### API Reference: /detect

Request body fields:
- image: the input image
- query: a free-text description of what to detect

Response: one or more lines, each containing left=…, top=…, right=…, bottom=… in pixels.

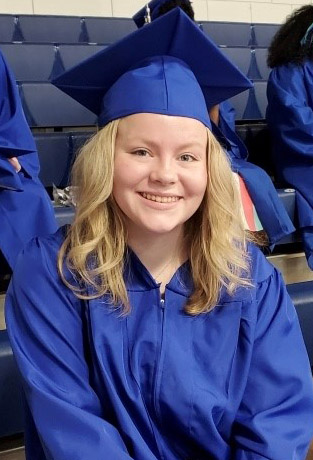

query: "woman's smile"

left=139, top=192, right=181, bottom=203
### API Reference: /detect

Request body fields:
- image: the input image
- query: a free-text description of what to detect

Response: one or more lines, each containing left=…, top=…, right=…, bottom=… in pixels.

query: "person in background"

left=6, top=9, right=313, bottom=459
left=0, top=50, right=57, bottom=272
left=267, top=5, right=313, bottom=270
left=133, top=0, right=295, bottom=247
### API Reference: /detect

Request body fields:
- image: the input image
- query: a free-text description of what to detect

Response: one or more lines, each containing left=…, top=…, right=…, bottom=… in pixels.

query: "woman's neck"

left=127, top=228, right=188, bottom=290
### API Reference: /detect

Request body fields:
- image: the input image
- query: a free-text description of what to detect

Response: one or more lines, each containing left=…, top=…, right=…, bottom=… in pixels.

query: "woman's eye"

left=133, top=149, right=149, bottom=156
left=180, top=153, right=196, bottom=162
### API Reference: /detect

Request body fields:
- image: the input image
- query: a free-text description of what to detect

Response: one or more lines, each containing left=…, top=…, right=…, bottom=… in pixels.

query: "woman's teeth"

left=141, top=192, right=179, bottom=203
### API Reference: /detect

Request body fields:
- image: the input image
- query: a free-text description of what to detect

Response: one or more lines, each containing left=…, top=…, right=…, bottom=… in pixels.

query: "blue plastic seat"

left=83, top=17, right=136, bottom=44
left=251, top=23, right=279, bottom=47
left=230, top=82, right=266, bottom=120
left=54, top=206, right=75, bottom=226
left=229, top=91, right=249, bottom=120
left=254, top=48, right=270, bottom=80
left=253, top=81, right=267, bottom=118
left=287, top=281, right=313, bottom=368
left=17, top=15, right=82, bottom=43
left=20, top=82, right=97, bottom=128
left=202, top=21, right=251, bottom=47
left=34, top=133, right=71, bottom=188
left=0, top=43, right=55, bottom=81
left=34, top=130, right=95, bottom=188
left=0, top=15, right=15, bottom=42
left=70, top=131, right=94, bottom=159
left=0, top=330, right=24, bottom=438
left=221, top=47, right=252, bottom=77
left=58, top=44, right=106, bottom=71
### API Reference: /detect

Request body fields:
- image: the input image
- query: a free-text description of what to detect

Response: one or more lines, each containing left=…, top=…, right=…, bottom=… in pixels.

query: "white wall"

left=0, top=0, right=311, bottom=23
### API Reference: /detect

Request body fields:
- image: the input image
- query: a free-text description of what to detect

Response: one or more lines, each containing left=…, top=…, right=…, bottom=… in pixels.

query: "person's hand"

left=209, top=104, right=219, bottom=125
left=8, top=157, right=22, bottom=173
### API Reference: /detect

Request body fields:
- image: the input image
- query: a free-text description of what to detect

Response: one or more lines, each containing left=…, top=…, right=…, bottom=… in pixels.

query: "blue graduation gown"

left=214, top=102, right=295, bottom=244
left=0, top=51, right=57, bottom=269
left=5, top=227, right=313, bottom=460
left=267, top=60, right=313, bottom=268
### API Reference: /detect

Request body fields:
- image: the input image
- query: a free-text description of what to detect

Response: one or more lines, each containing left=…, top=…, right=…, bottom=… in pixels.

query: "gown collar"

left=124, top=248, right=193, bottom=297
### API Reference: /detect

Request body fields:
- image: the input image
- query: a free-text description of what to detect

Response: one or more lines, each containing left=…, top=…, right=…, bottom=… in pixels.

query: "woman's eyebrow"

left=123, top=138, right=206, bottom=150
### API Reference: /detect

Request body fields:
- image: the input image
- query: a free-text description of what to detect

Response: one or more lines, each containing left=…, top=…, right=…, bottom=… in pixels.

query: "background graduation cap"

left=52, top=8, right=252, bottom=128
left=133, top=0, right=192, bottom=28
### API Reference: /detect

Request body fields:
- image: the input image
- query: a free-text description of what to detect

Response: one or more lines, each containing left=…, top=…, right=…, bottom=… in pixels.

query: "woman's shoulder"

left=14, top=225, right=68, bottom=279
left=217, top=244, right=276, bottom=306
left=269, top=60, right=309, bottom=82
left=247, top=242, right=274, bottom=286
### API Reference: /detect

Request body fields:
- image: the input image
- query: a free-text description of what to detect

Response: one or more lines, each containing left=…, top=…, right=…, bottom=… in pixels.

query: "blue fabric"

left=213, top=103, right=295, bottom=244
left=99, top=56, right=212, bottom=128
left=0, top=52, right=36, bottom=159
left=267, top=60, right=313, bottom=268
left=5, top=228, right=313, bottom=459
left=0, top=50, right=57, bottom=268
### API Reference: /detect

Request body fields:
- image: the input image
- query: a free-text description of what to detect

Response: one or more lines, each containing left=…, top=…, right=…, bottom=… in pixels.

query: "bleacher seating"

left=15, top=15, right=83, bottom=43
left=0, top=43, right=105, bottom=81
left=0, top=15, right=136, bottom=45
left=0, top=15, right=274, bottom=125
left=82, top=17, right=136, bottom=44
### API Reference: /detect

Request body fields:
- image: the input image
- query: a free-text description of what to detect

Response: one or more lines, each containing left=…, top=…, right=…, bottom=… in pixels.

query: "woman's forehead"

left=116, top=113, right=208, bottom=143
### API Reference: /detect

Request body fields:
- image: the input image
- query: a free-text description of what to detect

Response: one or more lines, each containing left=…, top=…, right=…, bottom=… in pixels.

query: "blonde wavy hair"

left=58, top=118, right=252, bottom=315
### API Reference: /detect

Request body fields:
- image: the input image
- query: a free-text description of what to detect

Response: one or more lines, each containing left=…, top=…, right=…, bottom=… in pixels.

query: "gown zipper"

left=151, top=291, right=167, bottom=459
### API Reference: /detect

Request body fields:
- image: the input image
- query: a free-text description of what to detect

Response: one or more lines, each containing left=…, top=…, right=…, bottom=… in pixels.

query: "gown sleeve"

left=232, top=266, right=313, bottom=459
left=5, top=236, right=134, bottom=460
left=267, top=62, right=313, bottom=160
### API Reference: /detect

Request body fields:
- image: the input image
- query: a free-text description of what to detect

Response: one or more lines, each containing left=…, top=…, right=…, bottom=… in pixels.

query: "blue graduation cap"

left=52, top=8, right=252, bottom=129
left=133, top=0, right=192, bottom=28
left=0, top=52, right=36, bottom=158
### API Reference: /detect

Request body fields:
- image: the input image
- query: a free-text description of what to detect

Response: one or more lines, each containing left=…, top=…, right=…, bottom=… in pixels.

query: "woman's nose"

left=149, top=159, right=177, bottom=184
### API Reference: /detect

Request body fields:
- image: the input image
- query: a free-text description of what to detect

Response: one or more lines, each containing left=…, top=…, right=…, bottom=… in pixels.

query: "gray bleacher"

left=0, top=15, right=273, bottom=125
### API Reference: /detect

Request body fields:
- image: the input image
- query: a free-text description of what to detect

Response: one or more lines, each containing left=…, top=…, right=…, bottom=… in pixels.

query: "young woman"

left=6, top=8, right=313, bottom=460
left=267, top=5, right=313, bottom=270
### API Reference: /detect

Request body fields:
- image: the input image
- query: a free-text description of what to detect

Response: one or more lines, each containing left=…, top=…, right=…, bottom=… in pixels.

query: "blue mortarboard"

left=0, top=52, right=37, bottom=158
left=52, top=8, right=252, bottom=129
left=133, top=0, right=191, bottom=28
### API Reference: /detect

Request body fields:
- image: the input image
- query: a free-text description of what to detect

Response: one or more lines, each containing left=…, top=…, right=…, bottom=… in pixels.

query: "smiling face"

left=113, top=113, right=208, bottom=239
